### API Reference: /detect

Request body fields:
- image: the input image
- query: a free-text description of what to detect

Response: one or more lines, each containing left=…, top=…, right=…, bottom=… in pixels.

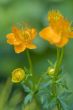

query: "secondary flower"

left=6, top=26, right=37, bottom=53
left=12, top=68, right=25, bottom=83
left=39, top=10, right=73, bottom=47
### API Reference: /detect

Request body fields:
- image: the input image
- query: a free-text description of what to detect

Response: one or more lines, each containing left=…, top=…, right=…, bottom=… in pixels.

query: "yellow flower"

left=12, top=68, right=25, bottom=83
left=39, top=10, right=73, bottom=47
left=6, top=26, right=37, bottom=53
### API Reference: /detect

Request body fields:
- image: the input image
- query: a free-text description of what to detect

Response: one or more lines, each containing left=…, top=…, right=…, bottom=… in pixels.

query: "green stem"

left=58, top=48, right=64, bottom=69
left=55, top=48, right=64, bottom=75
left=57, top=99, right=62, bottom=110
left=26, top=50, right=33, bottom=74
left=26, top=50, right=35, bottom=89
left=52, top=48, right=64, bottom=110
left=25, top=50, right=40, bottom=110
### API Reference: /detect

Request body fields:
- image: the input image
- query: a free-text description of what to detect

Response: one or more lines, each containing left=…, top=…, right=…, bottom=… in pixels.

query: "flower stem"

left=55, top=48, right=64, bottom=75
left=26, top=50, right=35, bottom=90
left=52, top=48, right=64, bottom=110
left=26, top=50, right=33, bottom=74
left=24, top=50, right=40, bottom=109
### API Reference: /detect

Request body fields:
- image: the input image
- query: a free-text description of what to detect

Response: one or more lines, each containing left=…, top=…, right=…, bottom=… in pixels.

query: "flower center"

left=22, top=30, right=32, bottom=43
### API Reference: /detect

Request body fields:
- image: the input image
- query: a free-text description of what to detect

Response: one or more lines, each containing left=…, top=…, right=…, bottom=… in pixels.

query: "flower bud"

left=48, top=67, right=55, bottom=76
left=12, top=68, right=25, bottom=83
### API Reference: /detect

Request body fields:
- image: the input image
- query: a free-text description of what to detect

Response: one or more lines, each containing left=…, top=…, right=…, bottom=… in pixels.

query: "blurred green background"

left=0, top=0, right=73, bottom=109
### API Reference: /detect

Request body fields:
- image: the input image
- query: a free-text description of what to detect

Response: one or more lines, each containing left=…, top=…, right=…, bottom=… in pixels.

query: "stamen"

left=22, top=30, right=32, bottom=42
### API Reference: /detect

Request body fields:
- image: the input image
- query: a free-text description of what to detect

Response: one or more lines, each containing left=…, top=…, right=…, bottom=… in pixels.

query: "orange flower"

left=6, top=26, right=37, bottom=53
left=39, top=10, right=73, bottom=47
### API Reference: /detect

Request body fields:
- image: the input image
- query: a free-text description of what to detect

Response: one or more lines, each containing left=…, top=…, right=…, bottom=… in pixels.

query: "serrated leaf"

left=61, top=80, right=69, bottom=90
left=58, top=98, right=70, bottom=110
left=43, top=97, right=56, bottom=110
left=48, top=98, right=56, bottom=109
left=59, top=91, right=72, bottom=99
left=43, top=101, right=49, bottom=109
left=23, top=85, right=31, bottom=93
left=24, top=93, right=33, bottom=106
left=56, top=78, right=69, bottom=90
left=40, top=95, right=45, bottom=104
left=40, top=80, right=51, bottom=89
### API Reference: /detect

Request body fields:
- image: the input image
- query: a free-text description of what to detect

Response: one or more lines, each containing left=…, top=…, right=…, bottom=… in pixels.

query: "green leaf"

left=43, top=97, right=56, bottom=110
left=59, top=91, right=72, bottom=100
left=48, top=98, right=56, bottom=110
left=24, top=93, right=33, bottom=106
left=40, top=81, right=51, bottom=90
left=22, top=85, right=31, bottom=93
left=56, top=77, right=69, bottom=90
left=58, top=98, right=70, bottom=110
left=40, top=95, right=45, bottom=104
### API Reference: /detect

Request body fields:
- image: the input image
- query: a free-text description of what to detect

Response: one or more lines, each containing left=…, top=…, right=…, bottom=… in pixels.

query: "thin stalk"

left=52, top=48, right=64, bottom=110
left=52, top=48, right=61, bottom=96
left=58, top=48, right=64, bottom=69
left=24, top=50, right=40, bottom=110
left=55, top=48, right=64, bottom=75
left=26, top=50, right=35, bottom=90
left=26, top=50, right=33, bottom=74
left=55, top=48, right=61, bottom=75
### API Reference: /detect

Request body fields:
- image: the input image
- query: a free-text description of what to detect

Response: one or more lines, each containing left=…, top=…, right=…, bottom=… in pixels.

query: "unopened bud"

left=12, top=68, right=25, bottom=83
left=48, top=67, right=55, bottom=76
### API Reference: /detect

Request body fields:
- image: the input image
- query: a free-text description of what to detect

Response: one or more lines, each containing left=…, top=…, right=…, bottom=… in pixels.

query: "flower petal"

left=6, top=33, right=21, bottom=45
left=68, top=32, right=73, bottom=38
left=14, top=44, right=26, bottom=53
left=12, top=26, right=23, bottom=40
left=56, top=37, right=69, bottom=47
left=27, top=44, right=37, bottom=49
left=6, top=33, right=15, bottom=44
left=39, top=26, right=61, bottom=44
left=31, top=28, right=37, bottom=39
